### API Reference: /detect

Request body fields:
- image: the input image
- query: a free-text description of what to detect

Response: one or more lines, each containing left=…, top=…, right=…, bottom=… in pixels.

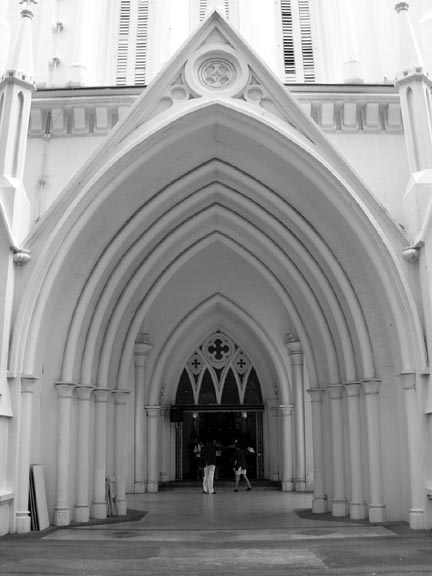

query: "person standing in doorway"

left=233, top=441, right=253, bottom=492
left=201, top=438, right=217, bottom=494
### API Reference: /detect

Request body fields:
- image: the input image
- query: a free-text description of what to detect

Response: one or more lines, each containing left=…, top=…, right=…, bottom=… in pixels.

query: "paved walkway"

left=1, top=489, right=432, bottom=575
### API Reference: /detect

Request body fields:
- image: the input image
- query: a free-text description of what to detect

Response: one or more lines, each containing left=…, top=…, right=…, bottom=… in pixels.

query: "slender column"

left=279, top=404, right=294, bottom=491
left=344, top=382, right=367, bottom=519
left=400, top=371, right=425, bottom=529
left=146, top=405, right=161, bottom=493
left=92, top=388, right=111, bottom=519
left=341, top=1, right=362, bottom=83
left=54, top=381, right=76, bottom=526
left=74, top=385, right=94, bottom=523
left=68, top=0, right=89, bottom=85
left=112, top=390, right=130, bottom=516
left=362, top=379, right=386, bottom=523
left=287, top=338, right=306, bottom=491
left=159, top=406, right=169, bottom=483
left=134, top=335, right=152, bottom=493
left=328, top=384, right=348, bottom=517
left=16, top=376, right=38, bottom=533
left=268, top=401, right=280, bottom=482
left=307, top=388, right=328, bottom=513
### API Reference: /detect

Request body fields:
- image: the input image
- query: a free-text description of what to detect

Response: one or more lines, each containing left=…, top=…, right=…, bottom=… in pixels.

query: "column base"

left=134, top=482, right=146, bottom=493
left=146, top=481, right=159, bottom=493
left=368, top=505, right=386, bottom=523
left=16, top=512, right=31, bottom=533
left=349, top=501, right=368, bottom=520
left=74, top=505, right=89, bottom=523
left=409, top=508, right=424, bottom=530
left=332, top=499, right=349, bottom=517
left=91, top=502, right=107, bottom=519
left=54, top=507, right=71, bottom=526
left=116, top=499, right=128, bottom=516
left=312, top=497, right=328, bottom=514
left=281, top=480, right=294, bottom=492
left=295, top=481, right=307, bottom=492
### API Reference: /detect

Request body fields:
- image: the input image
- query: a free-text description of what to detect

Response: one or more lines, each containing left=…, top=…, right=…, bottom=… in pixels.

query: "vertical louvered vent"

left=135, top=0, right=149, bottom=84
left=298, top=0, right=315, bottom=83
left=116, top=0, right=149, bottom=86
left=281, top=0, right=315, bottom=83
left=200, top=0, right=230, bottom=20
left=281, top=0, right=296, bottom=81
left=116, top=0, right=131, bottom=85
left=200, top=0, right=207, bottom=20
left=225, top=0, right=230, bottom=18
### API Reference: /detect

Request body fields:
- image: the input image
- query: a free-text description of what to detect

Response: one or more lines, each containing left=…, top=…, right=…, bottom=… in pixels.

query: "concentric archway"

left=9, top=32, right=427, bottom=529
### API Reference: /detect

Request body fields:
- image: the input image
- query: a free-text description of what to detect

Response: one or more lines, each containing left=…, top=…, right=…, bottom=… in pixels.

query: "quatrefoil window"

left=199, top=58, right=235, bottom=89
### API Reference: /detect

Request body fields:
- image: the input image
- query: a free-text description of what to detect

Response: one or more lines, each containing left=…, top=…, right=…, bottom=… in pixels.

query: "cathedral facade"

left=1, top=0, right=432, bottom=536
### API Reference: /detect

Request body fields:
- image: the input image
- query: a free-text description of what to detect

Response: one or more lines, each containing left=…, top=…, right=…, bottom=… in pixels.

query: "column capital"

left=279, top=404, right=294, bottom=416
left=399, top=370, right=416, bottom=390
left=134, top=333, right=152, bottom=366
left=146, top=405, right=161, bottom=417
left=20, top=374, right=38, bottom=393
left=55, top=381, right=76, bottom=398
left=400, top=371, right=416, bottom=390
left=344, top=381, right=362, bottom=397
left=286, top=335, right=303, bottom=363
left=93, top=387, right=111, bottom=403
left=112, top=389, right=130, bottom=405
left=75, top=385, right=94, bottom=401
left=307, top=388, right=325, bottom=402
left=327, top=384, right=344, bottom=400
left=362, top=379, right=382, bottom=395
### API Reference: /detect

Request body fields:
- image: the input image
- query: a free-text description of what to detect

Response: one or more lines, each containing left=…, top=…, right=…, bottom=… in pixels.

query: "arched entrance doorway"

left=8, top=13, right=429, bottom=534
left=171, top=331, right=265, bottom=480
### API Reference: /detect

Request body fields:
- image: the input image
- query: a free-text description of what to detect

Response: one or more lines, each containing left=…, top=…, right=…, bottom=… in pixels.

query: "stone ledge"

left=29, top=84, right=403, bottom=136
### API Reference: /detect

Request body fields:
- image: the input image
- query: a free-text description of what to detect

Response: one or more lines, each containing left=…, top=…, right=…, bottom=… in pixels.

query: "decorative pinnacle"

left=395, top=2, right=409, bottom=13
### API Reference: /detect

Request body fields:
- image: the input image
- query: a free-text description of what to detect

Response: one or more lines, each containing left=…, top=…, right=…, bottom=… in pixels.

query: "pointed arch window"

left=280, top=0, right=315, bottom=83
left=175, top=332, right=263, bottom=406
left=115, top=0, right=149, bottom=86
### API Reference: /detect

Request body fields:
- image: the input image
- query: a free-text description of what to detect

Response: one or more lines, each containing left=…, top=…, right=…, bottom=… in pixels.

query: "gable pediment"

left=111, top=10, right=319, bottom=149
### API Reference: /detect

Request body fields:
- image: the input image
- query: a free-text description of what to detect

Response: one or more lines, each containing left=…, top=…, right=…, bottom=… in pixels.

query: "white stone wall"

left=5, top=0, right=432, bottom=88
left=25, top=86, right=409, bottom=229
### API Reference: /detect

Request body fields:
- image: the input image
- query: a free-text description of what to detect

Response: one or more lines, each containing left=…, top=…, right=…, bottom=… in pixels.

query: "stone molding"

left=29, top=85, right=403, bottom=137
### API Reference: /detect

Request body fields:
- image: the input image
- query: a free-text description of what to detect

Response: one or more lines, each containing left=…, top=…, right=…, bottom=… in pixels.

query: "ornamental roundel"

left=234, top=352, right=250, bottom=375
left=199, top=58, right=235, bottom=89
left=202, top=333, right=235, bottom=367
left=184, top=46, right=249, bottom=98
left=187, top=353, right=203, bottom=375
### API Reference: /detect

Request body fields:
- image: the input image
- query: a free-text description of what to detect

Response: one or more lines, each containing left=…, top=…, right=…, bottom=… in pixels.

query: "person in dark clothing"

left=233, top=442, right=253, bottom=492
left=201, top=439, right=217, bottom=494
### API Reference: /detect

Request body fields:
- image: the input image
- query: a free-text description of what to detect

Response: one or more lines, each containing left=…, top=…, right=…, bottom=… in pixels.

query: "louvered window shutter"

left=115, top=0, right=149, bottom=86
left=281, top=0, right=315, bottom=83
left=135, top=0, right=149, bottom=85
left=281, top=0, right=296, bottom=81
left=116, top=0, right=131, bottom=85
left=298, top=0, right=315, bottom=83
left=199, top=0, right=230, bottom=20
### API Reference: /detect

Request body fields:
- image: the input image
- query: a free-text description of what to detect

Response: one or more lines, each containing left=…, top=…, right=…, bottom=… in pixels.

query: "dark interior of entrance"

left=182, top=410, right=262, bottom=480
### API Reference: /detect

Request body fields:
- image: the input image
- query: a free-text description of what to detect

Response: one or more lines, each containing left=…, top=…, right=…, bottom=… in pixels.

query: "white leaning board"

left=32, top=464, right=50, bottom=530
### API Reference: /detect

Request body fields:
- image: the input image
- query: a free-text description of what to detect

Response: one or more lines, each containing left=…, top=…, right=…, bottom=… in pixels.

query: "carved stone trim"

left=29, top=86, right=404, bottom=137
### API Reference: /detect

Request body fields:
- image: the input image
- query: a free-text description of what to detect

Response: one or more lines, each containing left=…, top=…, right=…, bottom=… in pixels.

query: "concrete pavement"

left=1, top=489, right=432, bottom=575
